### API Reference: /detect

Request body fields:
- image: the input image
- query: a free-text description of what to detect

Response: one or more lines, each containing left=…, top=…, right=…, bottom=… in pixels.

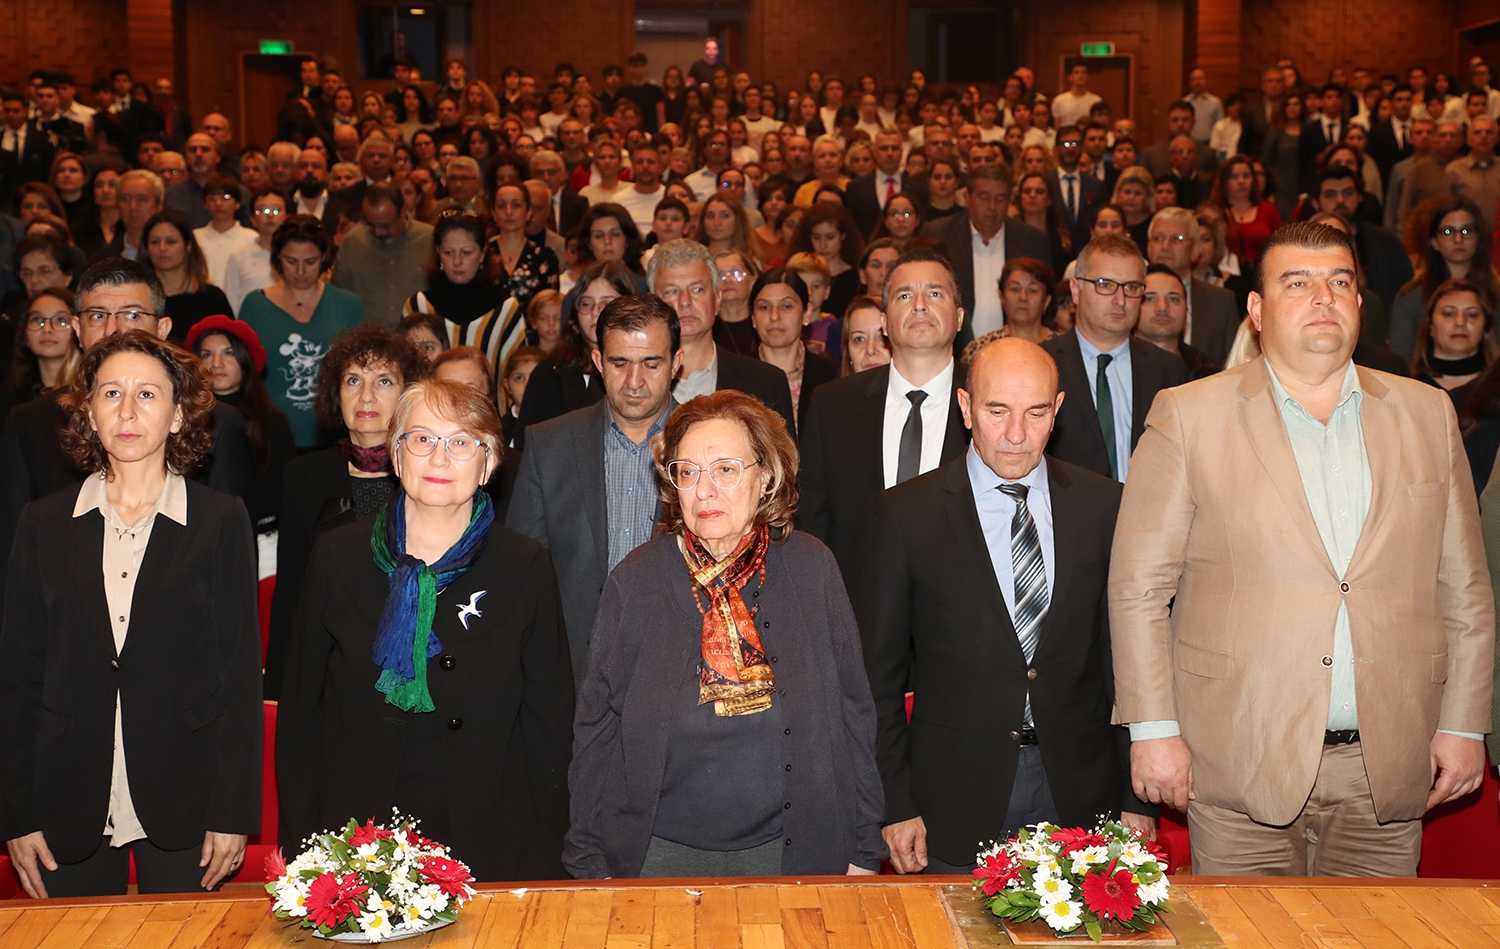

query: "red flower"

left=304, top=871, right=370, bottom=929
left=1081, top=867, right=1141, bottom=921
left=419, top=855, right=474, bottom=897
left=347, top=820, right=395, bottom=848
left=973, top=852, right=1021, bottom=896
left=1142, top=838, right=1170, bottom=865
left=264, top=848, right=287, bottom=880
left=1052, top=828, right=1109, bottom=857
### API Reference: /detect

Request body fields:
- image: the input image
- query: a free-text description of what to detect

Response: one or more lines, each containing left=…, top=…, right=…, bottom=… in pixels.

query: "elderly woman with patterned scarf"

left=564, top=390, right=886, bottom=878
left=276, top=378, right=574, bottom=882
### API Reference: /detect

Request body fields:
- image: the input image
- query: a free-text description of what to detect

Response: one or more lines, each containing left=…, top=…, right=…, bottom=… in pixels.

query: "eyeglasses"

left=253, top=207, right=283, bottom=217
left=721, top=268, right=749, bottom=280
left=1439, top=226, right=1475, bottom=239
left=1078, top=276, right=1147, bottom=298
left=1148, top=233, right=1189, bottom=245
left=575, top=295, right=617, bottom=314
left=667, top=458, right=758, bottom=491
left=399, top=429, right=488, bottom=462
left=719, top=179, right=743, bottom=188
left=26, top=314, right=72, bottom=330
left=79, top=308, right=157, bottom=326
left=887, top=209, right=916, bottom=219
left=18, top=265, right=60, bottom=281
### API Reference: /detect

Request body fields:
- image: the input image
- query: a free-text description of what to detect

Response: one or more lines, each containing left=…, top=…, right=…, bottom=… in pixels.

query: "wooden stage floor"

left=1, top=875, right=1498, bottom=947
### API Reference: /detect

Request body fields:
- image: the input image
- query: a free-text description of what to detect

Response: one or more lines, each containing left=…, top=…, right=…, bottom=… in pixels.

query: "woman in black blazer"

left=262, top=325, right=428, bottom=700
left=0, top=331, right=261, bottom=898
left=565, top=390, right=885, bottom=878
left=277, top=378, right=573, bottom=882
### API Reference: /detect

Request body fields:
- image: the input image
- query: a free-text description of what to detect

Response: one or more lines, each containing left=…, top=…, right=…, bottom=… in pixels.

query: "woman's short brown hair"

left=653, top=390, right=799, bottom=535
left=313, top=323, right=429, bottom=432
left=62, top=330, right=215, bottom=476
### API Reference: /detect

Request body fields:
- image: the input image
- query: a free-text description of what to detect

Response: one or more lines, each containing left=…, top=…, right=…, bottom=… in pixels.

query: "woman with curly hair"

left=790, top=203, right=864, bottom=321
left=262, top=323, right=429, bottom=701
left=0, top=330, right=261, bottom=898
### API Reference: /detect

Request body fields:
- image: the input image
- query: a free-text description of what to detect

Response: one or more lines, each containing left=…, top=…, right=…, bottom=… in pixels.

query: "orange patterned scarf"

left=679, top=524, right=775, bottom=717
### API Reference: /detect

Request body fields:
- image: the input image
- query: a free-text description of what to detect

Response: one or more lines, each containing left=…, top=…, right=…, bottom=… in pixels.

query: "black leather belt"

left=1324, top=729, right=1360, bottom=745
left=1012, top=726, right=1038, bottom=746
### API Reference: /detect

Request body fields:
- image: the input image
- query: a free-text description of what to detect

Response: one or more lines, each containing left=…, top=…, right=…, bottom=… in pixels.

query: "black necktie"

left=896, top=390, right=928, bottom=484
left=1095, top=354, right=1119, bottom=480
left=998, top=482, right=1049, bottom=725
left=1064, top=174, right=1077, bottom=219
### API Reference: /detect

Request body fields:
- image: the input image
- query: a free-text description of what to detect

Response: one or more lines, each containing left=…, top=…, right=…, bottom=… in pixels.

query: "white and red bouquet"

left=266, top=810, right=477, bottom=942
left=972, top=819, right=1171, bottom=942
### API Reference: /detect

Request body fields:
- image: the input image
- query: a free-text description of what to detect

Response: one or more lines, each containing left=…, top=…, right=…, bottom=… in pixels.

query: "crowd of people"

left=0, top=43, right=1499, bottom=897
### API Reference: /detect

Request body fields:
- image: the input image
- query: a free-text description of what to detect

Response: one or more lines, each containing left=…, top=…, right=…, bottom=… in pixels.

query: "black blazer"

left=1354, top=222, right=1414, bottom=314
left=0, top=392, right=254, bottom=616
left=557, top=189, right=589, bottom=235
left=1367, top=118, right=1414, bottom=189
left=262, top=447, right=395, bottom=700
left=1187, top=279, right=1240, bottom=363
left=276, top=518, right=573, bottom=882
left=0, top=480, right=261, bottom=863
left=716, top=346, right=798, bottom=439
left=514, top=361, right=605, bottom=452
left=564, top=531, right=886, bottom=878
left=845, top=172, right=929, bottom=239
left=798, top=362, right=970, bottom=590
left=1040, top=331, right=1187, bottom=480
left=796, top=350, right=841, bottom=434
left=920, top=212, right=1053, bottom=355
left=1046, top=171, right=1110, bottom=249
left=1297, top=117, right=1342, bottom=193
left=858, top=457, right=1145, bottom=866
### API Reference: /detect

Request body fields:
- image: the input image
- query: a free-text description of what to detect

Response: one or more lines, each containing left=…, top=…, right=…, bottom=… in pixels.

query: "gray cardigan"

left=564, top=530, right=887, bottom=877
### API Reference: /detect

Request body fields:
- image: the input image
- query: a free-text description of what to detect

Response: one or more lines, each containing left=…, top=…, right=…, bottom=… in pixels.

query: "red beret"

left=184, top=314, right=268, bottom=375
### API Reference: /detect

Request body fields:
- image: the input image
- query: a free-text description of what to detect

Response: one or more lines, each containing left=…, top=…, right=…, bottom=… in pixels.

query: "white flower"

left=1069, top=846, right=1110, bottom=876
left=356, top=908, right=395, bottom=941
left=1041, top=899, right=1084, bottom=932
left=1033, top=857, right=1063, bottom=881
left=1137, top=878, right=1170, bottom=905
left=402, top=903, right=430, bottom=926
left=413, top=883, right=450, bottom=915
left=366, top=892, right=396, bottom=916
left=273, top=880, right=311, bottom=918
left=1033, top=876, right=1073, bottom=904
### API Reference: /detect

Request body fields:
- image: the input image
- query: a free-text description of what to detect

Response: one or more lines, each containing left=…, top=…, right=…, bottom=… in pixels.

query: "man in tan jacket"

left=1110, top=221, right=1493, bottom=876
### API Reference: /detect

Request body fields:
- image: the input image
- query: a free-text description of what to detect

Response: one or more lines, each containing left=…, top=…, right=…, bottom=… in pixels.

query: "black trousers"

left=925, top=745, right=1060, bottom=874
left=43, top=835, right=211, bottom=897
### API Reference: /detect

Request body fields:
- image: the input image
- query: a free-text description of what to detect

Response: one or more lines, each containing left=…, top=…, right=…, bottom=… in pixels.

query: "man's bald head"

left=959, top=338, right=1064, bottom=481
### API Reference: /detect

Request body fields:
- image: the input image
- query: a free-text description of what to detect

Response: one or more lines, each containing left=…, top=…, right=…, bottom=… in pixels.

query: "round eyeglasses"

left=666, top=458, right=759, bottom=491
left=399, top=429, right=488, bottom=462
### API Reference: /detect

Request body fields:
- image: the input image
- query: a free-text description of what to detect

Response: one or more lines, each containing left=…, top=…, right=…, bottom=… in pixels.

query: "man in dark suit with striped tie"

left=860, top=338, right=1153, bottom=874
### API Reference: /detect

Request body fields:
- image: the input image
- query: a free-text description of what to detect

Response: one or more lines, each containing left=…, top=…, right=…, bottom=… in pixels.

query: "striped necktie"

left=998, top=482, right=1048, bottom=725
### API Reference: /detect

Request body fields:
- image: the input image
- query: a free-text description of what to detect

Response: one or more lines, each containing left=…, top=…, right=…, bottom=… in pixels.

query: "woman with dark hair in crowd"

left=924, top=158, right=964, bottom=222
left=559, top=204, right=649, bottom=321
left=1211, top=153, right=1282, bottom=265
left=1390, top=196, right=1498, bottom=359
left=142, top=211, right=232, bottom=347
left=791, top=203, right=864, bottom=321
left=76, top=163, right=126, bottom=258
left=48, top=152, right=91, bottom=237
left=399, top=310, right=449, bottom=363
left=263, top=323, right=428, bottom=700
left=840, top=295, right=891, bottom=376
left=565, top=388, right=884, bottom=878
left=697, top=192, right=759, bottom=266
left=16, top=183, right=64, bottom=226
left=1014, top=172, right=1073, bottom=273
left=869, top=192, right=922, bottom=249
left=240, top=214, right=367, bottom=449
left=515, top=260, right=638, bottom=446
left=962, top=257, right=1058, bottom=363
left=2, top=234, right=74, bottom=354
left=486, top=183, right=560, bottom=315
left=1260, top=93, right=1304, bottom=222
left=403, top=209, right=521, bottom=375
left=749, top=268, right=839, bottom=430
left=1409, top=279, right=1497, bottom=416
left=278, top=377, right=572, bottom=882
left=751, top=178, right=794, bottom=261
left=0, top=287, right=80, bottom=423
left=186, top=316, right=297, bottom=564
left=397, top=85, right=433, bottom=142
left=0, top=330, right=261, bottom=898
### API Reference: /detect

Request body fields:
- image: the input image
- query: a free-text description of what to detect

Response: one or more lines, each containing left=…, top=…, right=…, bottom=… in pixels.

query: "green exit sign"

left=1080, top=42, right=1115, bottom=57
left=259, top=40, right=294, bottom=55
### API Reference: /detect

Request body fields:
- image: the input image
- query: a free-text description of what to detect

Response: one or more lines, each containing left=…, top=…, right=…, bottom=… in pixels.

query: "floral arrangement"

left=972, top=819, right=1171, bottom=942
left=266, top=811, right=477, bottom=942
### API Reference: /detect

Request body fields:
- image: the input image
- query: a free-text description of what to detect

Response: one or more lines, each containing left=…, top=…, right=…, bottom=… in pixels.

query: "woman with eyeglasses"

left=1390, top=197, right=1499, bottom=358
left=0, top=287, right=80, bottom=424
left=711, top=249, right=760, bottom=356
left=278, top=377, right=573, bottom=882
left=869, top=193, right=921, bottom=249
left=565, top=389, right=884, bottom=878
left=221, top=191, right=286, bottom=316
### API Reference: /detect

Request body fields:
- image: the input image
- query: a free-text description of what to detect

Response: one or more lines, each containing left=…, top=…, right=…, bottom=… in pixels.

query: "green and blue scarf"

left=370, top=490, right=494, bottom=712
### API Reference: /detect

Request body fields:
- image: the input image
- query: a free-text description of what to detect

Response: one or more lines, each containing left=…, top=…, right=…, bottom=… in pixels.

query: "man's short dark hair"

left=1392, top=82, right=1414, bottom=97
left=1, top=91, right=24, bottom=108
left=1144, top=262, right=1185, bottom=293
left=1168, top=100, right=1195, bottom=115
left=547, top=81, right=568, bottom=95
left=52, top=72, right=75, bottom=87
left=654, top=196, right=689, bottom=220
left=881, top=242, right=962, bottom=310
left=1253, top=221, right=1358, bottom=295
left=299, top=56, right=320, bottom=70
left=1315, top=162, right=1363, bottom=195
left=76, top=257, right=167, bottom=318
left=969, top=161, right=1015, bottom=191
left=111, top=68, right=132, bottom=81
left=627, top=53, right=648, bottom=68
left=501, top=66, right=521, bottom=80
left=603, top=65, right=623, bottom=79
left=595, top=292, right=681, bottom=353
left=364, top=183, right=402, bottom=213
left=1320, top=83, right=1345, bottom=97
left=204, top=174, right=242, bottom=199
left=28, top=70, right=49, bottom=83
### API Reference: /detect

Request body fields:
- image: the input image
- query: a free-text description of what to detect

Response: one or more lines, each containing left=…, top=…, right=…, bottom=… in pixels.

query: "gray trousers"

left=639, top=835, right=784, bottom=877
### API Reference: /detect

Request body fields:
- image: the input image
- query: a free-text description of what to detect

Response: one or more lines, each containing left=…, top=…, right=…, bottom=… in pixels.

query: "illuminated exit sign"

left=1080, top=42, right=1115, bottom=57
left=259, top=40, right=294, bottom=55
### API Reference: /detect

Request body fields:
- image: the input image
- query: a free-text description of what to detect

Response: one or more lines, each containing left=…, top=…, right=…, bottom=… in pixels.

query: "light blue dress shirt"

left=1074, top=333, right=1134, bottom=482
left=966, top=446, right=1056, bottom=628
left=603, top=410, right=668, bottom=571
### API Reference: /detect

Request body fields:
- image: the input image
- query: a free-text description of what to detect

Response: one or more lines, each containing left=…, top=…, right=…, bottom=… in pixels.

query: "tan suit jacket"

left=1109, top=357, right=1493, bottom=825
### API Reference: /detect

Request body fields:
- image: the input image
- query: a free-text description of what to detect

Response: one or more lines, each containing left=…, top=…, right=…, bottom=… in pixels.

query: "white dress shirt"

left=969, top=221, right=1007, bottom=338
left=875, top=170, right=903, bottom=209
left=295, top=191, right=329, bottom=220
left=968, top=447, right=1056, bottom=617
left=193, top=223, right=259, bottom=289
left=1, top=123, right=27, bottom=156
left=673, top=350, right=719, bottom=404
left=1074, top=332, right=1134, bottom=482
left=882, top=359, right=956, bottom=488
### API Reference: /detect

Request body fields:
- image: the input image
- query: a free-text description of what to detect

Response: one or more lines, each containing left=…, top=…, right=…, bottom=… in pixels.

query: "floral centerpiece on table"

left=266, top=810, right=477, bottom=942
left=972, top=819, right=1171, bottom=942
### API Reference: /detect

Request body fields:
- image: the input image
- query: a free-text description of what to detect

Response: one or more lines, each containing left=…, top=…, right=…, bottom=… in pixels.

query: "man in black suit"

left=0, top=259, right=252, bottom=614
left=289, top=148, right=347, bottom=239
left=647, top=240, right=797, bottom=436
left=1159, top=136, right=1214, bottom=209
left=1041, top=235, right=1186, bottom=481
left=1298, top=84, right=1346, bottom=194
left=331, top=133, right=395, bottom=211
left=1048, top=125, right=1110, bottom=249
left=1367, top=84, right=1416, bottom=191
left=1136, top=265, right=1221, bottom=380
left=1, top=91, right=57, bottom=192
left=1312, top=165, right=1412, bottom=313
left=847, top=129, right=928, bottom=239
left=103, top=69, right=164, bottom=145
left=799, top=244, right=972, bottom=590
left=508, top=294, right=682, bottom=680
left=530, top=150, right=587, bottom=235
left=1141, top=101, right=1218, bottom=178
left=1242, top=67, right=1287, bottom=146
left=863, top=338, right=1153, bottom=874
left=918, top=163, right=1051, bottom=358
left=1145, top=207, right=1238, bottom=362
left=30, top=81, right=86, bottom=155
